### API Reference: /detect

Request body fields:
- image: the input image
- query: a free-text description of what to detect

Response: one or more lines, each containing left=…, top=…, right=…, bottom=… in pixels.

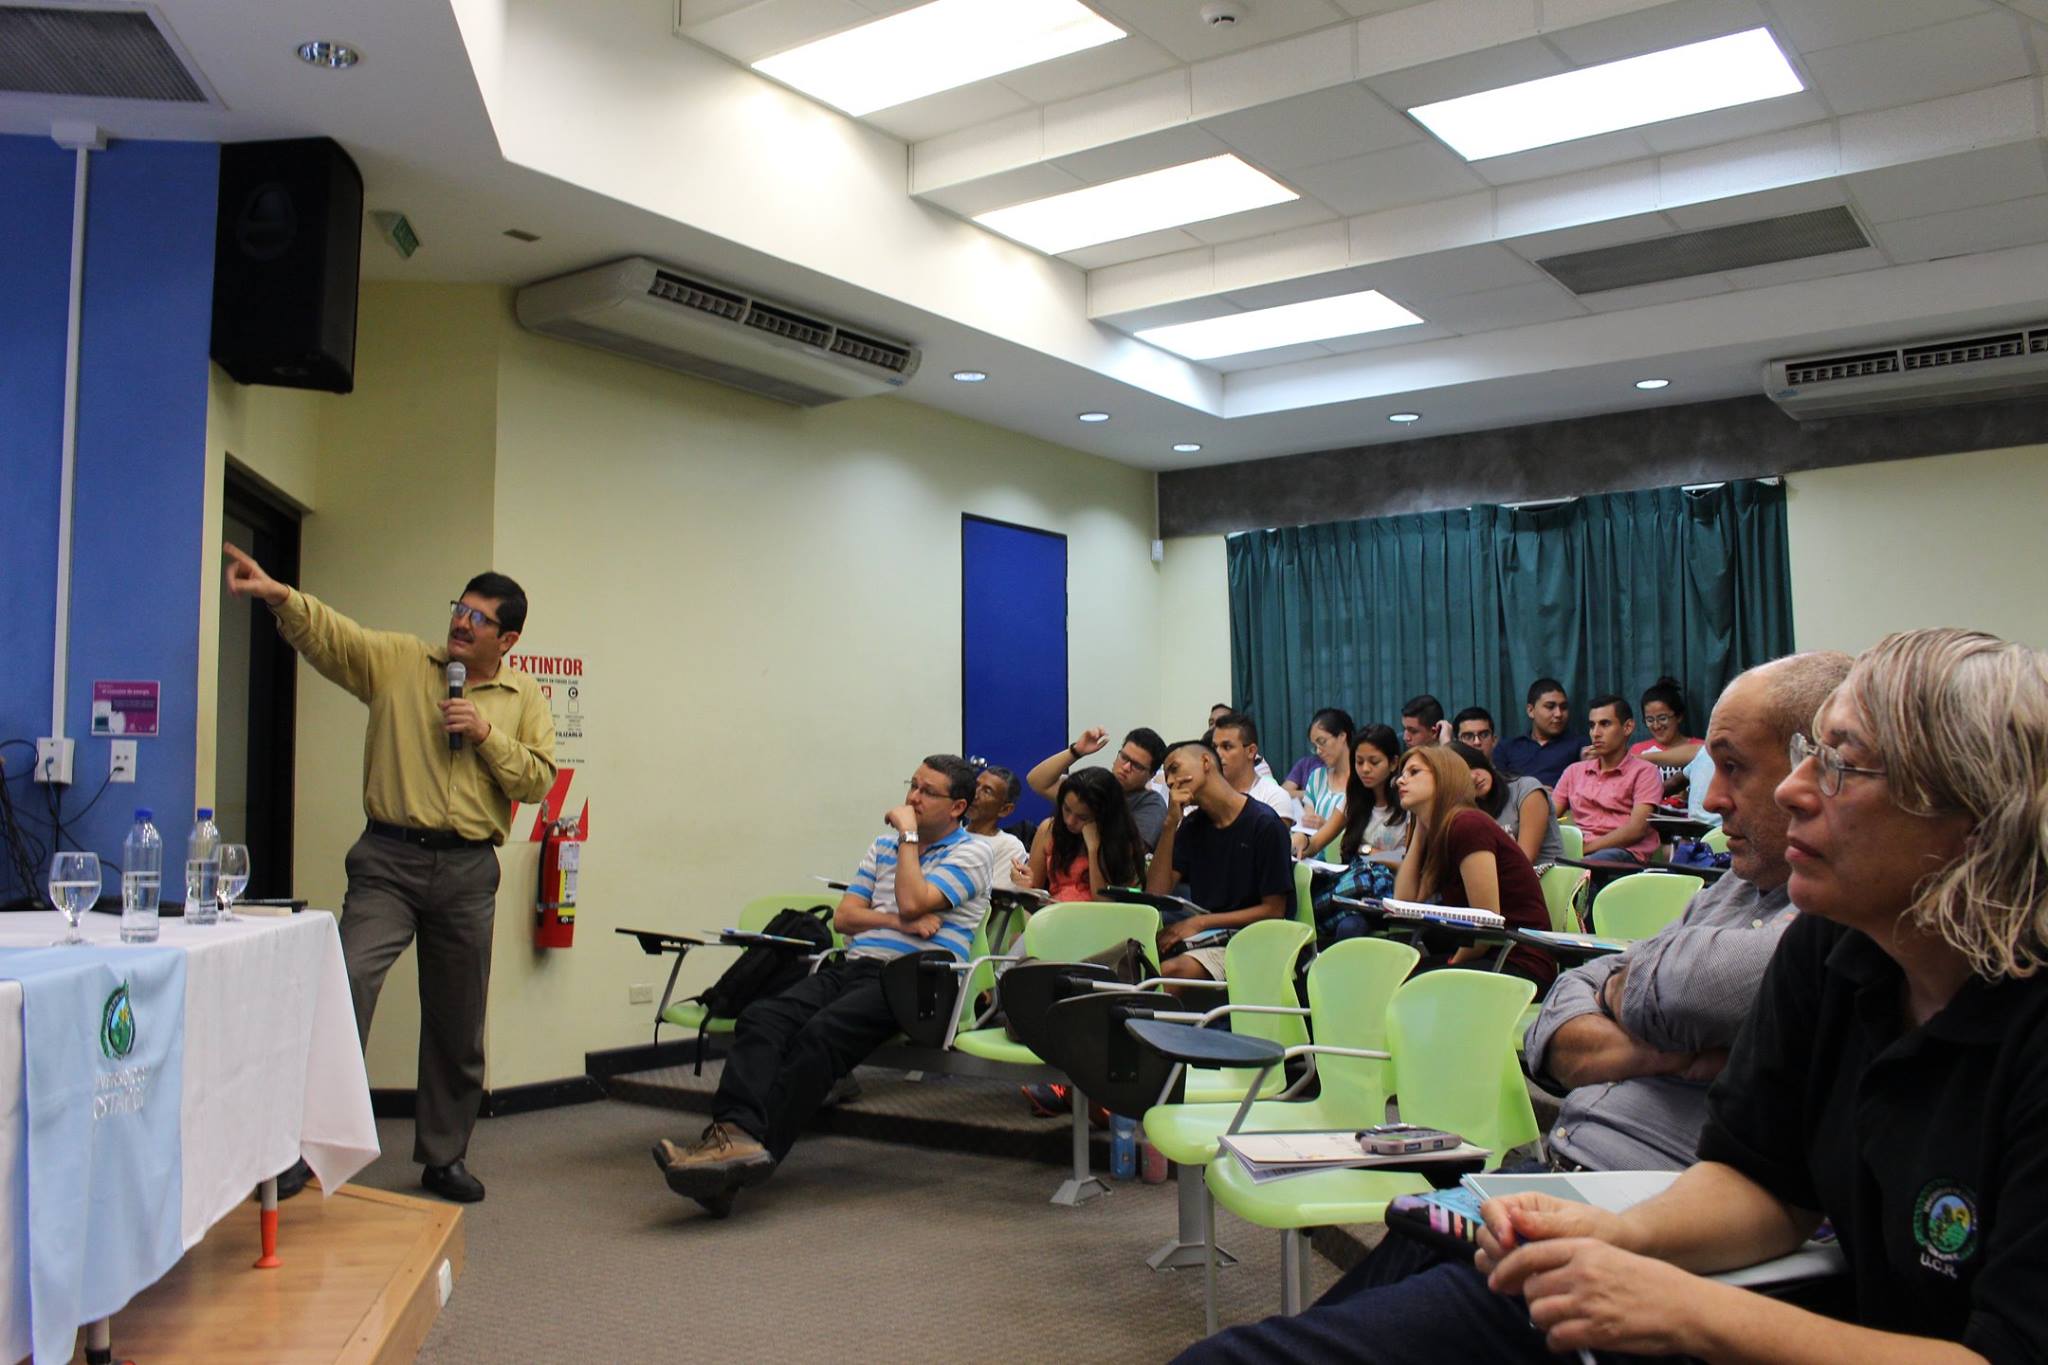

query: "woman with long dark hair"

left=1450, top=740, right=1562, bottom=868
left=1018, top=765, right=1144, bottom=901
left=1292, top=707, right=1356, bottom=855
left=1302, top=723, right=1406, bottom=863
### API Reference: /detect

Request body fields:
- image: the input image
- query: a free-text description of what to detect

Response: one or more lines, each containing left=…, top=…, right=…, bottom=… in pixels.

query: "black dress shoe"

left=422, top=1160, right=486, bottom=1203
left=276, top=1158, right=314, bottom=1201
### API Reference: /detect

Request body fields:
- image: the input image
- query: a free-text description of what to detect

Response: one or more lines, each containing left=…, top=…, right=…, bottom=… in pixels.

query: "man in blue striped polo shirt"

left=654, top=753, right=992, bottom=1216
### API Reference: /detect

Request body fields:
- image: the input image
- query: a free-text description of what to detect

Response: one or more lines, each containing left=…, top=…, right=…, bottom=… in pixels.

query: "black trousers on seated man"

left=715, top=956, right=896, bottom=1159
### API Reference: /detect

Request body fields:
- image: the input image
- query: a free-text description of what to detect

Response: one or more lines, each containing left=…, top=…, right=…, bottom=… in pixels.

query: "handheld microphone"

left=446, top=661, right=467, bottom=751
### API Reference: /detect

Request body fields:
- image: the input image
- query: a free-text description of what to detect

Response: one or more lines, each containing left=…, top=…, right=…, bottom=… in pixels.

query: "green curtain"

left=1227, top=479, right=1793, bottom=761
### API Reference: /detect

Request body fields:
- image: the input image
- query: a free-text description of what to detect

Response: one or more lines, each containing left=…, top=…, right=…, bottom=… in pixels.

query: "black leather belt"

left=366, top=820, right=492, bottom=851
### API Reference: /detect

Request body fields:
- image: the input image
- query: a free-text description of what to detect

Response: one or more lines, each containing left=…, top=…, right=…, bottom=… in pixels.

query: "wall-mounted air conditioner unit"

left=1765, top=324, right=2048, bottom=420
left=515, top=257, right=921, bottom=406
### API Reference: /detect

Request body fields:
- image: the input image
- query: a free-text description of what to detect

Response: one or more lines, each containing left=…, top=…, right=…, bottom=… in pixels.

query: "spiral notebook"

left=1380, top=897, right=1507, bottom=931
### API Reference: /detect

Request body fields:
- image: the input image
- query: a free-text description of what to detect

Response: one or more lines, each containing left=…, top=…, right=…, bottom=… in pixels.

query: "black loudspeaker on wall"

left=210, top=137, right=364, bottom=395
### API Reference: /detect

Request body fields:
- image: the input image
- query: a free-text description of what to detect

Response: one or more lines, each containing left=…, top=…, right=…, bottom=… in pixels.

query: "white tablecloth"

left=0, top=911, right=378, bottom=1361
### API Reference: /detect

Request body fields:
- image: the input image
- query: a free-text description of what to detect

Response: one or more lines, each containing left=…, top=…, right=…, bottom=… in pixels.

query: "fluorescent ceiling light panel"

left=753, top=0, right=1125, bottom=117
left=1408, top=28, right=1803, bottom=161
left=1135, top=290, right=1423, bottom=361
left=975, top=155, right=1296, bottom=255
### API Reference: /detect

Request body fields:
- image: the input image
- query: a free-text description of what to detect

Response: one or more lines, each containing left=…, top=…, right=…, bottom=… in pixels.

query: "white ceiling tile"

left=1470, top=130, right=1656, bottom=185
left=1182, top=196, right=1344, bottom=245
left=1331, top=0, right=1437, bottom=17
left=1206, top=340, right=1341, bottom=371
left=1314, top=319, right=1457, bottom=351
left=1363, top=36, right=1564, bottom=110
left=1720, top=245, right=1888, bottom=289
left=1097, top=298, right=1241, bottom=331
left=1845, top=142, right=2048, bottom=224
left=1041, top=68, right=1190, bottom=160
left=1543, top=0, right=1765, bottom=66
left=1222, top=270, right=1381, bottom=310
left=1355, top=242, right=1545, bottom=296
left=1087, top=247, right=1220, bottom=316
left=1636, top=91, right=1829, bottom=155
left=1413, top=278, right=1589, bottom=330
left=1837, top=80, right=2040, bottom=175
left=1048, top=124, right=1233, bottom=184
left=1662, top=177, right=1845, bottom=230
left=1495, top=159, right=1659, bottom=237
left=1191, top=26, right=1358, bottom=121
left=1577, top=274, right=1733, bottom=311
left=1349, top=190, right=1498, bottom=263
left=1759, top=0, right=1991, bottom=56
left=1357, top=0, right=1544, bottom=80
left=1092, top=0, right=1350, bottom=64
left=1801, top=12, right=2032, bottom=118
left=863, top=83, right=1035, bottom=142
left=994, top=34, right=1183, bottom=105
left=1873, top=194, right=2048, bottom=261
left=1205, top=85, right=1419, bottom=171
left=678, top=0, right=872, bottom=66
left=1060, top=226, right=1207, bottom=269
left=1289, top=139, right=1488, bottom=215
left=1655, top=123, right=1839, bottom=211
left=915, top=163, right=1086, bottom=218
left=1508, top=209, right=1672, bottom=258
left=1213, top=220, right=1353, bottom=291
left=911, top=109, right=1045, bottom=193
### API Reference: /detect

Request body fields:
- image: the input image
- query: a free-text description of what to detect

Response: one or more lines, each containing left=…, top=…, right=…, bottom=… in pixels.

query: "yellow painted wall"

left=1157, top=535, right=1234, bottom=735
left=290, top=283, right=1163, bottom=1090
left=1786, top=444, right=2048, bottom=654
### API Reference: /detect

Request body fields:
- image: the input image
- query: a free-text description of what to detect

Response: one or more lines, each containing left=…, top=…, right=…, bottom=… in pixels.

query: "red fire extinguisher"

left=536, top=817, right=580, bottom=948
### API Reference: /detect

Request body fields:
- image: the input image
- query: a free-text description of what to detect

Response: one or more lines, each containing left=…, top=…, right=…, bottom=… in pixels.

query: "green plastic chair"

left=1538, top=864, right=1587, bottom=933
left=1183, top=919, right=1314, bottom=1105
left=1139, top=938, right=1419, bottom=1279
left=1703, top=825, right=1730, bottom=855
left=1290, top=860, right=1319, bottom=928
left=1555, top=820, right=1584, bottom=862
left=1203, top=968, right=1539, bottom=1320
left=1592, top=871, right=1702, bottom=941
left=659, top=892, right=839, bottom=1039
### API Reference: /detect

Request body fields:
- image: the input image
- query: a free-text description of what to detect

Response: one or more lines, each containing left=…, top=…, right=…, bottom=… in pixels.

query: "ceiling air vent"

left=0, top=4, right=207, bottom=101
left=517, top=257, right=921, bottom=407
left=1766, top=324, right=2048, bottom=420
left=1537, top=207, right=1869, bottom=296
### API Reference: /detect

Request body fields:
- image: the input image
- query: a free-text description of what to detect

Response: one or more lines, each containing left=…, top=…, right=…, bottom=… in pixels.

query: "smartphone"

left=1358, top=1123, right=1459, bottom=1155
left=1385, top=1189, right=1486, bottom=1260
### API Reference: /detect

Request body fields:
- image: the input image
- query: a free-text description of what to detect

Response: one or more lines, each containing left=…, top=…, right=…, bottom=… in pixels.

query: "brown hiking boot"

left=652, top=1122, right=775, bottom=1203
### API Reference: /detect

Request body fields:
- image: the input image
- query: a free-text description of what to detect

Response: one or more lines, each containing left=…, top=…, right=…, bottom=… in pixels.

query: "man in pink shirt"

left=1552, top=694, right=1663, bottom=863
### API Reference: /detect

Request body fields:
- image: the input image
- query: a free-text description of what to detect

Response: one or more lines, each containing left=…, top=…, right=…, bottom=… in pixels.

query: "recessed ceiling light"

left=753, top=0, right=1125, bottom=117
left=975, top=155, right=1297, bottom=256
left=295, top=40, right=359, bottom=70
left=1388, top=412, right=1422, bottom=423
left=1408, top=28, right=1802, bottom=161
left=1078, top=411, right=1110, bottom=423
left=1135, top=290, right=1424, bottom=361
left=951, top=370, right=988, bottom=383
left=1635, top=377, right=1671, bottom=390
left=1173, top=443, right=1203, bottom=453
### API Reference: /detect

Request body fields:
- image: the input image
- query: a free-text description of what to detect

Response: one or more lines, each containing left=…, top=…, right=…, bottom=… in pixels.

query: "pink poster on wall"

left=91, top=680, right=160, bottom=737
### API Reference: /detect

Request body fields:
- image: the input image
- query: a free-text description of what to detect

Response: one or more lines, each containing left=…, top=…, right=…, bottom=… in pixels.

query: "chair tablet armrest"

left=1119, top=976, right=1230, bottom=992
left=1281, top=1043, right=1392, bottom=1063
left=615, top=927, right=709, bottom=955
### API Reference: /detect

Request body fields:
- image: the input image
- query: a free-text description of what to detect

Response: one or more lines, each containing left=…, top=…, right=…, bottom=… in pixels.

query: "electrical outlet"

left=628, top=983, right=654, bottom=1005
left=436, top=1258, right=453, bottom=1306
left=109, top=740, right=137, bottom=783
left=35, top=738, right=73, bottom=785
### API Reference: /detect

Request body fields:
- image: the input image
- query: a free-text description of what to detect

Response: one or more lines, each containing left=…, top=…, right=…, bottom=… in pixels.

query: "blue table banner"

left=0, top=946, right=186, bottom=1365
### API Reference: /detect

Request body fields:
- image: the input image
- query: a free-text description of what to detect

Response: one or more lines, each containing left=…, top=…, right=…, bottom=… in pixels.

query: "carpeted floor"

left=353, top=1099, right=1355, bottom=1363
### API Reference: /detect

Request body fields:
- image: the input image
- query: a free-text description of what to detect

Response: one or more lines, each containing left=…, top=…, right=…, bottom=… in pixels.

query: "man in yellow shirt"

left=224, top=543, right=557, bottom=1203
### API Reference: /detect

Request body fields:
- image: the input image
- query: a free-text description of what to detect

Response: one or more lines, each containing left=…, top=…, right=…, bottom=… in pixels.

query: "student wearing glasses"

left=1025, top=725, right=1169, bottom=850
left=222, top=543, right=557, bottom=1205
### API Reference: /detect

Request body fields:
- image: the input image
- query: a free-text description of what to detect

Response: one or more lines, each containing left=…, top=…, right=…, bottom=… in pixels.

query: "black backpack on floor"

left=686, top=904, right=836, bottom=1072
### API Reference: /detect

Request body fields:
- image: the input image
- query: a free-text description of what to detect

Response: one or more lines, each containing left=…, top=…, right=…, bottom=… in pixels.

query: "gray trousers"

left=338, top=831, right=499, bottom=1166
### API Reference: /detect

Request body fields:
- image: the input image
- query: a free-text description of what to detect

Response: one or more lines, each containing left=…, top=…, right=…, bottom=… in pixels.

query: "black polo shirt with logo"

left=1697, top=911, right=2048, bottom=1362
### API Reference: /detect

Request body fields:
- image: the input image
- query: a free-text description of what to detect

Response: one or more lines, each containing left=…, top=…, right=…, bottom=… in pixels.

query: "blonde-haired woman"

left=1392, top=744, right=1555, bottom=992
left=1472, top=628, right=2048, bottom=1362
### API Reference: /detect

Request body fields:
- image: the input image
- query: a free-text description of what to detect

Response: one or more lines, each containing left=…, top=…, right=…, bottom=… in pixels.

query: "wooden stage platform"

left=68, top=1183, right=463, bottom=1364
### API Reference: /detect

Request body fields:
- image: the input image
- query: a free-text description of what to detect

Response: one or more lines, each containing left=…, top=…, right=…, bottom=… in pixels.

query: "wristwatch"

left=898, top=828, right=919, bottom=845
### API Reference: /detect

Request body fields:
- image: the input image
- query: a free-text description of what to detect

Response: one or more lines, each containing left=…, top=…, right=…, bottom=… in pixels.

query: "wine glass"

left=48, top=851, right=101, bottom=946
left=215, top=844, right=251, bottom=923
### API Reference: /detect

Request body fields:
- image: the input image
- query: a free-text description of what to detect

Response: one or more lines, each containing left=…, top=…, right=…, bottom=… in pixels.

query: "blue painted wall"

left=0, top=135, right=218, bottom=902
left=961, top=516, right=1068, bottom=827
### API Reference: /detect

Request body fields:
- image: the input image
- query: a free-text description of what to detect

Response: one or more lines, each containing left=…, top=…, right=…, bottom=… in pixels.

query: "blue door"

left=961, top=515, right=1067, bottom=827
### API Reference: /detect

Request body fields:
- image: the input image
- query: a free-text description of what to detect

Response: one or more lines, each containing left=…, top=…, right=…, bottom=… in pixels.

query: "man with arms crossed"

left=1026, top=726, right=1169, bottom=850
left=653, top=755, right=992, bottom=1217
left=1495, top=678, right=1589, bottom=787
left=1149, top=739, right=1292, bottom=986
left=1172, top=650, right=1852, bottom=1363
left=223, top=543, right=557, bottom=1204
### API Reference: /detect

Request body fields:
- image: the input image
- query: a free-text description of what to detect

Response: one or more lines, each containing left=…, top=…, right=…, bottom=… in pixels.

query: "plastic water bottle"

left=1140, top=1135, right=1170, bottom=1185
left=121, top=808, right=162, bottom=943
left=1110, top=1113, right=1139, bottom=1180
left=185, top=808, right=221, bottom=926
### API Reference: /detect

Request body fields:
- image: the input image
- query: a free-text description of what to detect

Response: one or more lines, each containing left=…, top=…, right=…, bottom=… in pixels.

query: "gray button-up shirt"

left=1523, top=872, right=1795, bottom=1170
